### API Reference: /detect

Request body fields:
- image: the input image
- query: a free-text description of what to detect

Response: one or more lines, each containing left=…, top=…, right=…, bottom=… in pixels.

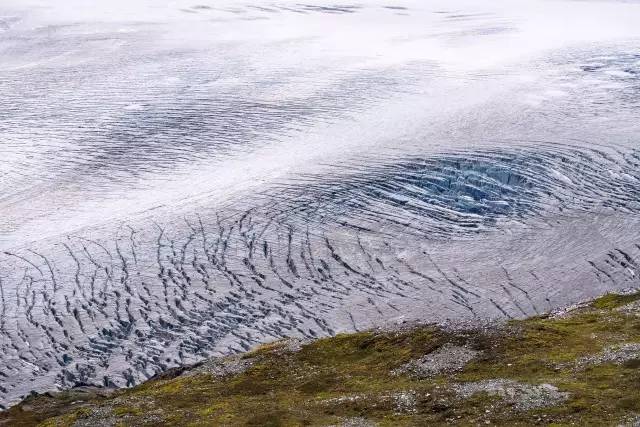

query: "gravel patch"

left=72, top=405, right=164, bottom=427
left=328, top=417, right=378, bottom=427
left=392, top=390, right=418, bottom=414
left=270, top=337, right=308, bottom=354
left=72, top=406, right=117, bottom=427
left=618, top=414, right=640, bottom=427
left=617, top=300, right=640, bottom=316
left=547, top=302, right=588, bottom=319
left=320, top=394, right=365, bottom=406
left=574, top=343, right=640, bottom=369
left=453, top=379, right=569, bottom=411
left=186, top=354, right=254, bottom=378
left=319, top=390, right=417, bottom=414
left=394, top=344, right=480, bottom=378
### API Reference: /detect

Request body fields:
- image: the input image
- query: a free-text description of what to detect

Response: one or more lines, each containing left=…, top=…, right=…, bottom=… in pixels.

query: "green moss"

left=112, top=406, right=143, bottom=417
left=591, top=291, right=640, bottom=309
left=35, top=410, right=80, bottom=427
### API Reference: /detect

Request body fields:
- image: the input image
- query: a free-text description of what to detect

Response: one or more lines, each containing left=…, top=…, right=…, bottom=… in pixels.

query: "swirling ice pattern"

left=2, top=142, right=640, bottom=408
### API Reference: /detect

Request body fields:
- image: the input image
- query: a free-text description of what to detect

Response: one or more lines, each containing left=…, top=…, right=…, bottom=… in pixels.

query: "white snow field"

left=1, top=0, right=640, bottom=408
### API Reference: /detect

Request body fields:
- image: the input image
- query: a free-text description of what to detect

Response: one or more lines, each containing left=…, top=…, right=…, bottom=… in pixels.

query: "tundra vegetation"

left=2, top=291, right=640, bottom=426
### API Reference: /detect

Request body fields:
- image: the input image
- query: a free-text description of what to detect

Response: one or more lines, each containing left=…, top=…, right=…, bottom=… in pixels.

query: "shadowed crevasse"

left=1, top=143, right=640, bottom=408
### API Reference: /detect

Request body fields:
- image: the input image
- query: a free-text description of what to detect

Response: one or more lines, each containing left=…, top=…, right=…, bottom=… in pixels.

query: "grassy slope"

left=2, top=292, right=640, bottom=426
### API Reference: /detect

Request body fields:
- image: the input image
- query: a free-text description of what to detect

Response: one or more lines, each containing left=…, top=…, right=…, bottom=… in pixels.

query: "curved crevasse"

left=1, top=143, right=640, bottom=408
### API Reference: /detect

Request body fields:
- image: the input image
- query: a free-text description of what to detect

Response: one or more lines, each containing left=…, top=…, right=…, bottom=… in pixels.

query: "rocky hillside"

left=2, top=291, right=640, bottom=426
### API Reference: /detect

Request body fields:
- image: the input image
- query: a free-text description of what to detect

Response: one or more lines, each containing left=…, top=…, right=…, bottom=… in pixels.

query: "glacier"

left=1, top=0, right=640, bottom=408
